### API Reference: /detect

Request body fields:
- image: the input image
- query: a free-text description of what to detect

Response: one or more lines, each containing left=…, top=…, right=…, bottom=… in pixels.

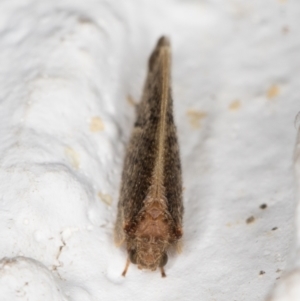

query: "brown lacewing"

left=114, top=36, right=183, bottom=277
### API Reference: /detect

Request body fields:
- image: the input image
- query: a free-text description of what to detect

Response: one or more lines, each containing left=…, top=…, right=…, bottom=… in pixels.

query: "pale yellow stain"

left=229, top=100, right=241, bottom=111
left=267, top=85, right=280, bottom=99
left=90, top=116, right=104, bottom=132
left=279, top=0, right=287, bottom=3
left=187, top=109, right=207, bottom=129
left=127, top=95, right=137, bottom=106
left=176, top=240, right=183, bottom=254
left=226, top=220, right=241, bottom=227
left=65, top=147, right=80, bottom=169
left=98, top=192, right=112, bottom=206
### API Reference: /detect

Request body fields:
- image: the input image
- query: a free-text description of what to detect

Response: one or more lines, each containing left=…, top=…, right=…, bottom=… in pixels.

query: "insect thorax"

left=126, top=198, right=172, bottom=270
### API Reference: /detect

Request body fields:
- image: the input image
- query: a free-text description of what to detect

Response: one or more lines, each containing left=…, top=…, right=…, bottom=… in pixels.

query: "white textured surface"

left=0, top=0, right=299, bottom=300
left=270, top=131, right=300, bottom=301
left=0, top=257, right=68, bottom=301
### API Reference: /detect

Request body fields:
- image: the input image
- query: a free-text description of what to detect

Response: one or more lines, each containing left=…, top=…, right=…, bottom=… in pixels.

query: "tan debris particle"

left=187, top=109, right=207, bottom=129
left=229, top=100, right=241, bottom=111
left=98, top=192, right=112, bottom=206
left=127, top=95, right=137, bottom=106
left=65, top=147, right=80, bottom=169
left=90, top=116, right=104, bottom=132
left=226, top=220, right=241, bottom=227
left=267, top=85, right=280, bottom=99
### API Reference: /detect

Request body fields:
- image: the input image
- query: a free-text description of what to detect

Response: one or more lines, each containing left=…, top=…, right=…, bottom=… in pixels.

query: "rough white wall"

left=0, top=0, right=299, bottom=300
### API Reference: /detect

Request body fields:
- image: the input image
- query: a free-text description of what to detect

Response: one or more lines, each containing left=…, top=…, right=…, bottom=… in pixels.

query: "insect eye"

left=159, top=253, right=168, bottom=267
left=129, top=250, right=137, bottom=264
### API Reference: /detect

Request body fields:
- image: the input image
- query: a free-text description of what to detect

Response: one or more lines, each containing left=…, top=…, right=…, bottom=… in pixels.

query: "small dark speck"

left=276, top=277, right=280, bottom=280
left=272, top=227, right=278, bottom=231
left=246, top=216, right=255, bottom=224
left=259, top=271, right=265, bottom=275
left=260, top=204, right=267, bottom=209
left=276, top=269, right=281, bottom=273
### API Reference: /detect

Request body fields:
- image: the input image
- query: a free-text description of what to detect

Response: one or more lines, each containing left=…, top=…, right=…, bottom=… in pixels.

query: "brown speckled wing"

left=115, top=36, right=183, bottom=245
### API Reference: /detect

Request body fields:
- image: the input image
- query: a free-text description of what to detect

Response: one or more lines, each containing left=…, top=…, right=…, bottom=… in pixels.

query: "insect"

left=114, top=36, right=183, bottom=277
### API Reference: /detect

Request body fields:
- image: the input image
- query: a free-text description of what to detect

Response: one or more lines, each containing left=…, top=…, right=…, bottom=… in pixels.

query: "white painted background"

left=0, top=1, right=299, bottom=300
